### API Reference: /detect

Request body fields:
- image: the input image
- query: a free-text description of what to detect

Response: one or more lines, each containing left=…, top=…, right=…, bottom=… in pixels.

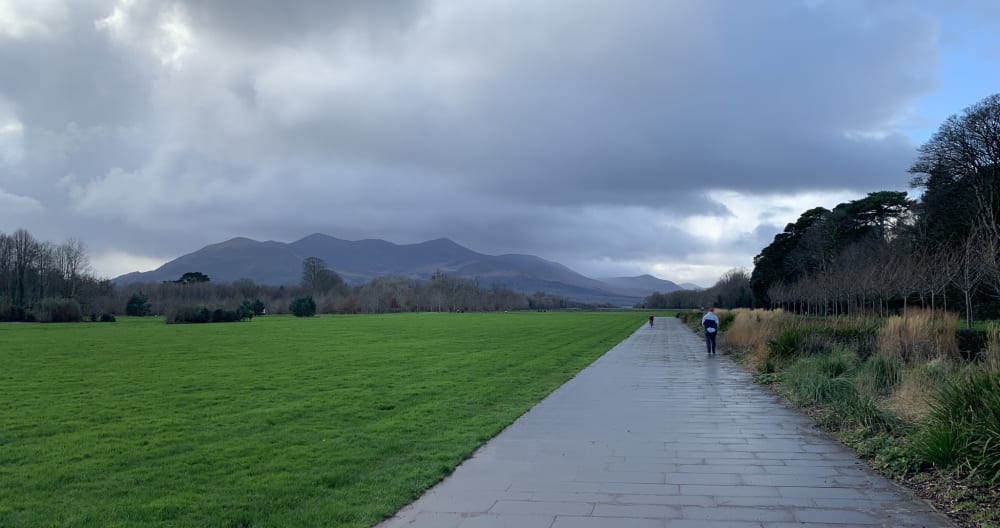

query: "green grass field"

left=0, top=312, right=642, bottom=527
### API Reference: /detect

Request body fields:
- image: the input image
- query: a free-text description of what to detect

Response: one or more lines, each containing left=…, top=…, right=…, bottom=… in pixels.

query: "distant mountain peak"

left=420, top=237, right=470, bottom=250
left=597, top=275, right=681, bottom=296
left=208, top=237, right=261, bottom=249
left=295, top=233, right=344, bottom=244
left=112, top=233, right=684, bottom=306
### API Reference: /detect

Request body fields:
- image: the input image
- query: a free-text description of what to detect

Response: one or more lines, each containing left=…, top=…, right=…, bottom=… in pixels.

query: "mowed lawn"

left=0, top=312, right=642, bottom=527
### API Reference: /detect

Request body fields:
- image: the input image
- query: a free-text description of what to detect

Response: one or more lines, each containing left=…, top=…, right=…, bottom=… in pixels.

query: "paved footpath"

left=377, top=317, right=953, bottom=528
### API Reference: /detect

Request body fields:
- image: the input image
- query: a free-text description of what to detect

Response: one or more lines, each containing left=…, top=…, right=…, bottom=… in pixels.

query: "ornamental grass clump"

left=856, top=353, right=904, bottom=397
left=878, top=309, right=958, bottom=363
left=826, top=389, right=899, bottom=433
left=725, top=309, right=794, bottom=372
left=985, top=322, right=1000, bottom=371
left=785, top=347, right=857, bottom=407
left=885, top=359, right=952, bottom=424
left=914, top=367, right=1000, bottom=484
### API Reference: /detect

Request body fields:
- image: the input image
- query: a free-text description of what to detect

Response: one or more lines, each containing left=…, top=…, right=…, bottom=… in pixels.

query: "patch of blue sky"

left=910, top=6, right=1000, bottom=142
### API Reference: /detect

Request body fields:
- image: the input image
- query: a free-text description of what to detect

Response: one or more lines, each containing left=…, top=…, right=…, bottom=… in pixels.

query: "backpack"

left=703, top=318, right=718, bottom=333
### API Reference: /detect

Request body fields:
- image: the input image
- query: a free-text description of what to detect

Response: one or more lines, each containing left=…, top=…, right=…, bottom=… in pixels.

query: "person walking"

left=649, top=314, right=655, bottom=328
left=702, top=307, right=719, bottom=355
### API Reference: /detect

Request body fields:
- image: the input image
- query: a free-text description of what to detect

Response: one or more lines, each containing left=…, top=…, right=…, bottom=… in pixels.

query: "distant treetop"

left=175, top=272, right=211, bottom=284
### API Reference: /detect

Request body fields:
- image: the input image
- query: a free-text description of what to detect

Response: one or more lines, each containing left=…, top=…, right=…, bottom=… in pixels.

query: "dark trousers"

left=705, top=332, right=717, bottom=354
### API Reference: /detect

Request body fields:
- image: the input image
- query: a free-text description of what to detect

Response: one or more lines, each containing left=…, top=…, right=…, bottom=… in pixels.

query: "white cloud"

left=691, top=190, right=862, bottom=238
left=0, top=119, right=23, bottom=165
left=153, top=5, right=195, bottom=70
left=93, top=1, right=128, bottom=35
left=0, top=0, right=67, bottom=38
left=653, top=262, right=735, bottom=287
left=0, top=96, right=23, bottom=165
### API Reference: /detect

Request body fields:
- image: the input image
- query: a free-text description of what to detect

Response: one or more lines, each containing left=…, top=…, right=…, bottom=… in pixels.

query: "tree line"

left=115, top=261, right=579, bottom=317
left=0, top=232, right=583, bottom=322
left=641, top=268, right=753, bottom=310
left=0, top=229, right=114, bottom=321
left=748, top=93, right=1000, bottom=326
left=640, top=93, right=1000, bottom=321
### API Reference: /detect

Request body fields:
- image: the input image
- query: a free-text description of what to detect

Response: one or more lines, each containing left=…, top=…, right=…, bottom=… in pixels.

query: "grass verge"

left=721, top=308, right=1000, bottom=528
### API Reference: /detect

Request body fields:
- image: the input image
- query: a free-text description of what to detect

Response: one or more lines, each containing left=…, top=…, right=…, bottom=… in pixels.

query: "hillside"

left=114, top=235, right=678, bottom=305
left=597, top=274, right=682, bottom=297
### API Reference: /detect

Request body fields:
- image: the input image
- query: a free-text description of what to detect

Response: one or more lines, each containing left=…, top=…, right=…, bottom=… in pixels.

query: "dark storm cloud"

left=0, top=4, right=150, bottom=131
left=0, top=2, right=154, bottom=197
left=0, top=0, right=966, bottom=282
left=179, top=0, right=931, bottom=205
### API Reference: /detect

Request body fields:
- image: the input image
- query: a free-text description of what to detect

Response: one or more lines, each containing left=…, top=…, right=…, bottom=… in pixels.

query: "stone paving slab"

left=377, top=317, right=953, bottom=527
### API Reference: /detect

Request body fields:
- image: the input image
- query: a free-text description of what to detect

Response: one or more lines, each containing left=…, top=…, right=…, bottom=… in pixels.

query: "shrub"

left=765, top=324, right=839, bottom=359
left=885, top=359, right=952, bottom=423
left=754, top=372, right=783, bottom=385
left=759, top=356, right=778, bottom=375
left=831, top=391, right=899, bottom=433
left=785, top=354, right=855, bottom=407
left=290, top=296, right=317, bottom=317
left=0, top=305, right=28, bottom=322
left=717, top=310, right=736, bottom=331
left=238, top=299, right=263, bottom=320
left=956, top=329, right=988, bottom=361
left=818, top=347, right=857, bottom=377
left=784, top=347, right=899, bottom=433
left=166, top=306, right=244, bottom=324
left=676, top=310, right=700, bottom=326
left=872, top=437, right=919, bottom=478
left=250, top=299, right=265, bottom=316
left=212, top=308, right=239, bottom=323
left=35, top=298, right=83, bottom=323
left=168, top=306, right=211, bottom=324
left=99, top=313, right=116, bottom=323
left=914, top=368, right=1000, bottom=484
left=125, top=292, right=151, bottom=317
left=856, top=353, right=904, bottom=397
left=915, top=420, right=969, bottom=469
left=768, top=327, right=808, bottom=359
left=849, top=432, right=919, bottom=478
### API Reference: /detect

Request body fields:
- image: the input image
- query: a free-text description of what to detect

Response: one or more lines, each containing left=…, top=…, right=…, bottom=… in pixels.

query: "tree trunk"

left=965, top=289, right=974, bottom=329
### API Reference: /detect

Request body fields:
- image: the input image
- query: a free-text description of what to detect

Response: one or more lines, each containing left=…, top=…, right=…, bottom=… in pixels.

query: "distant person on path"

left=702, top=307, right=719, bottom=355
left=649, top=315, right=654, bottom=327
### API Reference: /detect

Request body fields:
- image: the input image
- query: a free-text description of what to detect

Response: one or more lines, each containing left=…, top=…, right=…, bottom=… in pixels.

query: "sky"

left=1, top=0, right=999, bottom=287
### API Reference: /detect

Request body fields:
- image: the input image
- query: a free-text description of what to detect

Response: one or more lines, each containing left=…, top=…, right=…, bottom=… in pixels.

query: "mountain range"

left=114, top=234, right=686, bottom=305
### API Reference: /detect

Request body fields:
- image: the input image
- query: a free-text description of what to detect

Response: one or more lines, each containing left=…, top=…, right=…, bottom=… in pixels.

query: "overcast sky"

left=1, top=1, right=999, bottom=286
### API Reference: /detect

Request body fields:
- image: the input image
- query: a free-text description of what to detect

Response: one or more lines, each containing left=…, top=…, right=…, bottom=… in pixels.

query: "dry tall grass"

left=725, top=309, right=794, bottom=372
left=877, top=309, right=958, bottom=363
left=985, top=322, right=1000, bottom=372
left=878, top=311, right=965, bottom=423
left=885, top=359, right=951, bottom=423
left=727, top=308, right=966, bottom=420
